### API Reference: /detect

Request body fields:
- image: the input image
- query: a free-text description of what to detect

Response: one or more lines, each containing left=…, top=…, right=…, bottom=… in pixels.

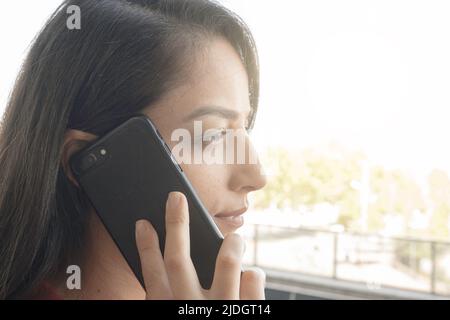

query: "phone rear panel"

left=70, top=116, right=223, bottom=289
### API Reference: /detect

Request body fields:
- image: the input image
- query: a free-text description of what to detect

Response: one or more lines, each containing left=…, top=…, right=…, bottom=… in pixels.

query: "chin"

left=214, top=218, right=244, bottom=237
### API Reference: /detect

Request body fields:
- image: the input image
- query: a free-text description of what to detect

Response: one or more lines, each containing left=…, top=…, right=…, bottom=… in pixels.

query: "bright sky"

left=1, top=1, right=450, bottom=178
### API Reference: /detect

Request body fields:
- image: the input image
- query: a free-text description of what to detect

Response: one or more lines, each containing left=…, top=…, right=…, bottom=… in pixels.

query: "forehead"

left=144, top=37, right=251, bottom=125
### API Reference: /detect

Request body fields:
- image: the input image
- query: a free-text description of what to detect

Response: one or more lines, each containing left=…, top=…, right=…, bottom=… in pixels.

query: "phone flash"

left=100, top=149, right=107, bottom=155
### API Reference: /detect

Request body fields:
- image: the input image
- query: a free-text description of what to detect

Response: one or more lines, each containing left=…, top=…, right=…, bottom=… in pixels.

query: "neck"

left=53, top=212, right=146, bottom=300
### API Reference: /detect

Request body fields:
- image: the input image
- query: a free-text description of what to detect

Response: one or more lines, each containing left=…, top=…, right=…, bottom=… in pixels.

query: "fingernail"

left=257, top=268, right=267, bottom=285
left=136, top=219, right=148, bottom=239
left=246, top=267, right=266, bottom=286
left=231, top=233, right=245, bottom=257
left=167, top=191, right=182, bottom=211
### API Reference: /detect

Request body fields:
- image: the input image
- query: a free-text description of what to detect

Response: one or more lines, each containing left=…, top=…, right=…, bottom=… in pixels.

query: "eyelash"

left=193, top=124, right=252, bottom=148
left=202, top=128, right=227, bottom=145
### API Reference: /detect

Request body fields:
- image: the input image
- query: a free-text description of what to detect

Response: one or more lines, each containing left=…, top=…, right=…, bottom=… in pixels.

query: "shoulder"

left=26, top=282, right=63, bottom=300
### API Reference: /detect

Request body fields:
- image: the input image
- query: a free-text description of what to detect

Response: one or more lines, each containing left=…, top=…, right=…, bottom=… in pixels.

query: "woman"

left=0, top=0, right=267, bottom=299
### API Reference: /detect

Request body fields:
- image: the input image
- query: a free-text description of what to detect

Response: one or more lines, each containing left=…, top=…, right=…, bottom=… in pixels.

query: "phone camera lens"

left=87, top=153, right=97, bottom=164
left=79, top=153, right=97, bottom=171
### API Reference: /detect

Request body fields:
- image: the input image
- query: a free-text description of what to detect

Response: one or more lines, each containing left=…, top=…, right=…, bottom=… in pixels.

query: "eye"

left=192, top=127, right=228, bottom=149
left=203, top=128, right=227, bottom=144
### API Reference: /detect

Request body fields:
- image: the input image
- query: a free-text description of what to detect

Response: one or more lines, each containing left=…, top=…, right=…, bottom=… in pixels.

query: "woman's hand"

left=135, top=191, right=266, bottom=300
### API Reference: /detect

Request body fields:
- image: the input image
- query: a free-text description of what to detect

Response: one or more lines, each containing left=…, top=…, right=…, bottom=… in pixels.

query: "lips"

left=215, top=207, right=247, bottom=218
left=214, top=207, right=247, bottom=229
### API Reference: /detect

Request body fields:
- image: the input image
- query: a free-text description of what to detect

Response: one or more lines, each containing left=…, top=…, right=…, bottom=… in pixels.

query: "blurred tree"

left=428, top=169, right=450, bottom=238
left=254, top=144, right=364, bottom=228
left=253, top=145, right=449, bottom=239
left=369, top=166, right=426, bottom=233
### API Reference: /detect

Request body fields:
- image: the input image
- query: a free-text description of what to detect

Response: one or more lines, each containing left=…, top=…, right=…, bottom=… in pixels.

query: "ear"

left=61, top=129, right=98, bottom=187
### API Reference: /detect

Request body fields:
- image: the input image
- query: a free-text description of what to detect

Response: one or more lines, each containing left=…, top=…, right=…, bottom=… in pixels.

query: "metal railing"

left=243, top=224, right=450, bottom=297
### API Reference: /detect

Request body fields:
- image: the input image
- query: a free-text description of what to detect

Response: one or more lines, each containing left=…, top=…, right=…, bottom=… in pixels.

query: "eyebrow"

left=183, top=105, right=250, bottom=122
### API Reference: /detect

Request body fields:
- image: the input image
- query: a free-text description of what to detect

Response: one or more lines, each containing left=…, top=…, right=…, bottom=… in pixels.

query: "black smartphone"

left=70, top=115, right=224, bottom=290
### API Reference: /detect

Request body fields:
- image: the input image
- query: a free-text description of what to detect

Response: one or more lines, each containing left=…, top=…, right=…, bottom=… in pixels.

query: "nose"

left=228, top=136, right=267, bottom=193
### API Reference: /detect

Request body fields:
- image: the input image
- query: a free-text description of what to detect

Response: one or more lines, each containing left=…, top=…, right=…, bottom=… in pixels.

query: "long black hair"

left=0, top=0, right=259, bottom=299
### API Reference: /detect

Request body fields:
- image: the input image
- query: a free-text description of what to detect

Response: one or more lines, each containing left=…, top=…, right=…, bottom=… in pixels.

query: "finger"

left=163, top=191, right=201, bottom=298
left=135, top=219, right=173, bottom=299
left=211, top=233, right=244, bottom=299
left=239, top=267, right=266, bottom=300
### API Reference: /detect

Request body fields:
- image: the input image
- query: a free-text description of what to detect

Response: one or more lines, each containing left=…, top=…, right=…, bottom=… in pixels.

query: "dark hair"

left=0, top=0, right=259, bottom=299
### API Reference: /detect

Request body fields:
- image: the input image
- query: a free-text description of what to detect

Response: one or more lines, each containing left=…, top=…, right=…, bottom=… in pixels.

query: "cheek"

left=181, top=164, right=227, bottom=211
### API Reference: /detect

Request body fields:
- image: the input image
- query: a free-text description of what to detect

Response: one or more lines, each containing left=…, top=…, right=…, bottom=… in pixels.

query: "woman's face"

left=143, top=37, right=267, bottom=236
